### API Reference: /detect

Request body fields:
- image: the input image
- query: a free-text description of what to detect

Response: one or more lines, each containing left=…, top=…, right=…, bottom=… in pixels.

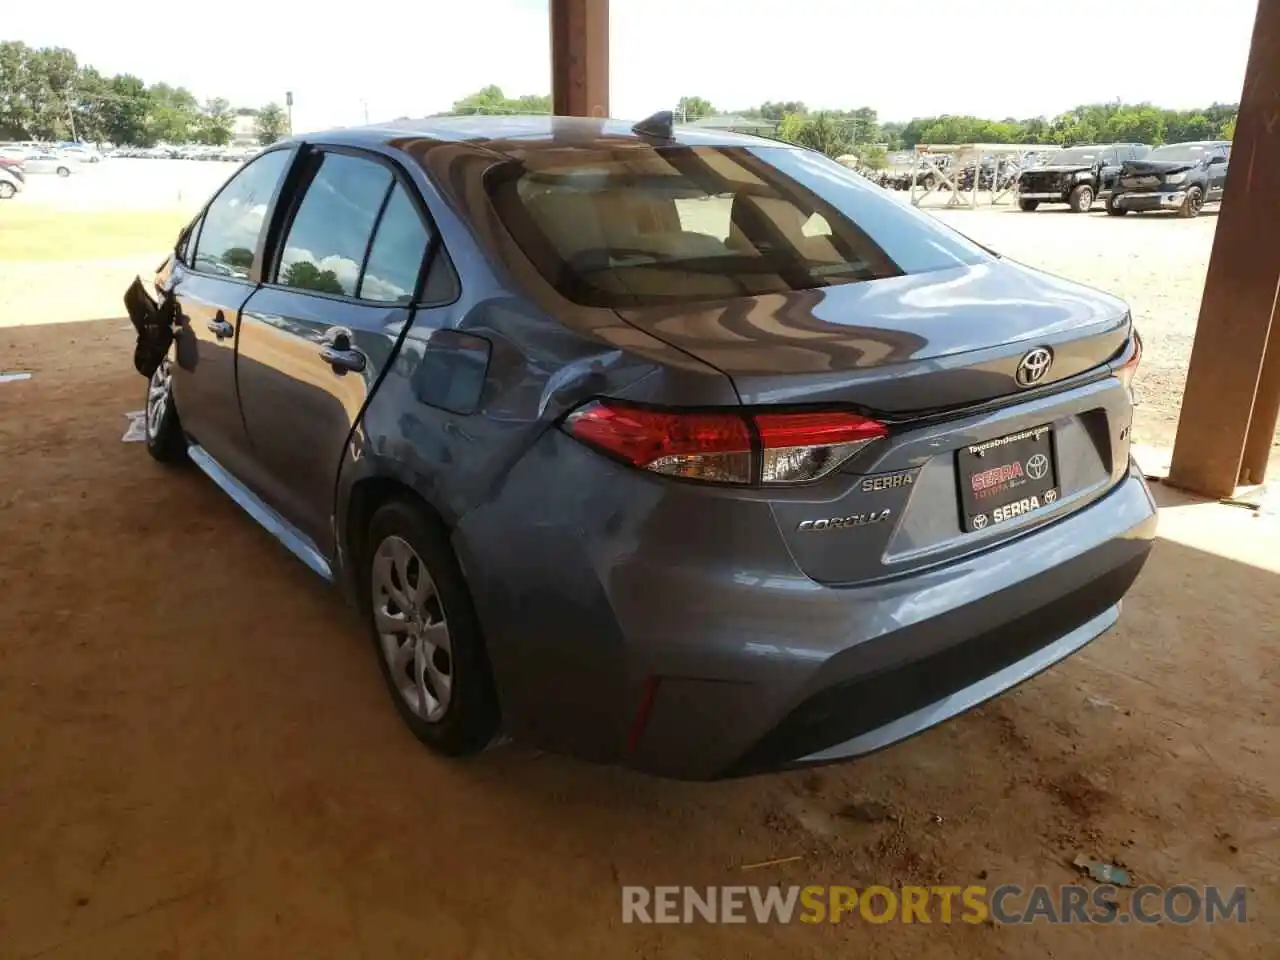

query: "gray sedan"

left=22, top=154, right=74, bottom=177
left=128, top=116, right=1156, bottom=779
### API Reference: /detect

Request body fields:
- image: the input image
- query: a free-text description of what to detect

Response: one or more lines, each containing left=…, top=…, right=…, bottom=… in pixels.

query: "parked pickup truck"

left=1108, top=141, right=1230, bottom=218
left=1017, top=143, right=1149, bottom=213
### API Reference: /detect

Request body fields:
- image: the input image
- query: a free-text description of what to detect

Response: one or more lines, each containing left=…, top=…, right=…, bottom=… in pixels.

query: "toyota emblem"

left=1016, top=348, right=1053, bottom=387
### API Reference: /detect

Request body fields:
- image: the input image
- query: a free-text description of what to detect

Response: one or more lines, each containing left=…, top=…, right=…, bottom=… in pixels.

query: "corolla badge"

left=797, top=510, right=892, bottom=532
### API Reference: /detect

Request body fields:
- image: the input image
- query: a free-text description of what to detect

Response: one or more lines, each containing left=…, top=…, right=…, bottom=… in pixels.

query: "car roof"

left=288, top=115, right=786, bottom=158
left=1159, top=140, right=1231, bottom=147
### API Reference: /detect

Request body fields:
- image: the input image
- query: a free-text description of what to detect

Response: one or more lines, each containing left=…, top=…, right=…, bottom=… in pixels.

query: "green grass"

left=0, top=207, right=188, bottom=261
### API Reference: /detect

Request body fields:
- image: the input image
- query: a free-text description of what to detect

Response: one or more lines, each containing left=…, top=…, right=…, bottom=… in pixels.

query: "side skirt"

left=187, top=443, right=333, bottom=581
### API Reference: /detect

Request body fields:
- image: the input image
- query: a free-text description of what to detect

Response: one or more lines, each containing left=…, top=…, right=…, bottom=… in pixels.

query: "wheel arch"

left=340, top=471, right=453, bottom=612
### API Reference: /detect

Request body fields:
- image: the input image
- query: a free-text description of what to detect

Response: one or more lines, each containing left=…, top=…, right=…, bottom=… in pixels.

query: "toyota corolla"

left=127, top=113, right=1156, bottom=779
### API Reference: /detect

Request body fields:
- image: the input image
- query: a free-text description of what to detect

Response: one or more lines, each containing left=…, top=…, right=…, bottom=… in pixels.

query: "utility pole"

left=361, top=99, right=369, bottom=124
left=285, top=91, right=294, bottom=135
left=66, top=85, right=78, bottom=143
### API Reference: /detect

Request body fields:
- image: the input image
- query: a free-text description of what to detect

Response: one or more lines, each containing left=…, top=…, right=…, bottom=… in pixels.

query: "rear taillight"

left=1118, top=330, right=1143, bottom=392
left=562, top=400, right=888, bottom=485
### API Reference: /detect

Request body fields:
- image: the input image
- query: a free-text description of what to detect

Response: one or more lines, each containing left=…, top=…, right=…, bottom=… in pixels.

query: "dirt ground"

left=1, top=185, right=1278, bottom=958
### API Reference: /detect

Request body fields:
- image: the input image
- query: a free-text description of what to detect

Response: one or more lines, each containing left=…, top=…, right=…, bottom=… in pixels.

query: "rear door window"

left=487, top=145, right=990, bottom=308
left=191, top=149, right=292, bottom=278
left=276, top=152, right=393, bottom=296
left=359, top=183, right=433, bottom=303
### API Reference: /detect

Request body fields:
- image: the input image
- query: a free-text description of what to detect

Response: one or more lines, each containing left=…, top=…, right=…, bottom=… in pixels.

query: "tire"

left=1069, top=184, right=1094, bottom=213
left=0, top=181, right=15, bottom=199
left=1018, top=199, right=1040, bottom=212
left=1105, top=194, right=1128, bottom=216
left=363, top=499, right=499, bottom=756
left=144, top=358, right=187, bottom=463
left=1178, top=186, right=1204, bottom=219
left=56, top=166, right=70, bottom=177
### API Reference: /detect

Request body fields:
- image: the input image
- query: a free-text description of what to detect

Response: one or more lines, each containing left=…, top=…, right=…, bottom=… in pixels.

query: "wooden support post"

left=1168, top=0, right=1280, bottom=497
left=550, top=0, right=609, bottom=118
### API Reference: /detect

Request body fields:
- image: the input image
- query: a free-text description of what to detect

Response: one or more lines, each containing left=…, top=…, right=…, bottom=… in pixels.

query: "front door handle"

left=320, top=344, right=366, bottom=374
left=207, top=315, right=234, bottom=340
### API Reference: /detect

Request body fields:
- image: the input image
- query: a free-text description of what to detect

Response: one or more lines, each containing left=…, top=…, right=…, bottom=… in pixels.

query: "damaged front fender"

left=123, top=275, right=177, bottom=378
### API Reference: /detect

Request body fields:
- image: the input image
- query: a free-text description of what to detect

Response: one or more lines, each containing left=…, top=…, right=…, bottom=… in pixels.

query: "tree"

left=446, top=86, right=550, bottom=116
left=102, top=74, right=151, bottom=146
left=32, top=47, right=79, bottom=140
left=146, top=82, right=199, bottom=144
left=195, top=97, right=234, bottom=145
left=853, top=144, right=888, bottom=170
left=0, top=42, right=32, bottom=138
left=512, top=93, right=551, bottom=115
left=879, top=120, right=906, bottom=150
left=0, top=42, right=81, bottom=140
left=676, top=96, right=715, bottom=121
left=754, top=100, right=807, bottom=123
left=777, top=112, right=851, bottom=158
left=71, top=66, right=109, bottom=142
left=1221, top=114, right=1237, bottom=141
left=255, top=102, right=287, bottom=144
left=776, top=112, right=807, bottom=144
left=284, top=261, right=343, bottom=295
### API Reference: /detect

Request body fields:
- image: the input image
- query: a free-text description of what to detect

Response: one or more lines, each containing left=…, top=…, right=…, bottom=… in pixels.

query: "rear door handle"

left=319, top=344, right=366, bottom=374
left=207, top=315, right=234, bottom=339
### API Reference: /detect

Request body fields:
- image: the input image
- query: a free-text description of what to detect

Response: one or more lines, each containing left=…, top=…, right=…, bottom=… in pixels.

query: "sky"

left=6, top=0, right=1261, bottom=132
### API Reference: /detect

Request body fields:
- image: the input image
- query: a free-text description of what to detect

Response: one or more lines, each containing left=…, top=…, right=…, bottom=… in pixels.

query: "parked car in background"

left=0, top=165, right=22, bottom=199
left=56, top=143, right=104, bottom=163
left=1108, top=141, right=1230, bottom=218
left=1017, top=144, right=1149, bottom=213
left=129, top=116, right=1155, bottom=779
left=0, top=154, right=25, bottom=180
left=22, top=154, right=75, bottom=177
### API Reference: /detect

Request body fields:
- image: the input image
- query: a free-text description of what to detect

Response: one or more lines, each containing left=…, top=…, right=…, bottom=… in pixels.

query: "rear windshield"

left=1147, top=144, right=1211, bottom=162
left=487, top=145, right=990, bottom=307
left=1046, top=148, right=1099, bottom=165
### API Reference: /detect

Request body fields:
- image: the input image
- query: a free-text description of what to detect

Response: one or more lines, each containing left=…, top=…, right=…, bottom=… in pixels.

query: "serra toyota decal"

left=971, top=461, right=1025, bottom=492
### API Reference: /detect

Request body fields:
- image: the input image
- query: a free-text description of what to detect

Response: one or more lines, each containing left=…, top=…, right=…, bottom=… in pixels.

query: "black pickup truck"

left=1107, top=141, right=1230, bottom=218
left=1017, top=143, right=1149, bottom=213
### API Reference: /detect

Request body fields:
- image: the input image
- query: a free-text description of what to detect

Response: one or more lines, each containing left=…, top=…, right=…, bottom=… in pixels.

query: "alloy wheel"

left=372, top=535, right=453, bottom=722
left=146, top=359, right=171, bottom=440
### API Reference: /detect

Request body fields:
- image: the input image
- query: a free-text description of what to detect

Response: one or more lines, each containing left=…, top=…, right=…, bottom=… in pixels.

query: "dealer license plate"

left=957, top=424, right=1059, bottom=532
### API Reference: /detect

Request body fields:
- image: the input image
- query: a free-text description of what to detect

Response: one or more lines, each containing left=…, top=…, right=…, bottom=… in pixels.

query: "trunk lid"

left=613, top=259, right=1129, bottom=412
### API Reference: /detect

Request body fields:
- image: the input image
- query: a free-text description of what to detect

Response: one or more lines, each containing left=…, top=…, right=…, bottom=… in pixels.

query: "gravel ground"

left=0, top=318, right=1276, bottom=959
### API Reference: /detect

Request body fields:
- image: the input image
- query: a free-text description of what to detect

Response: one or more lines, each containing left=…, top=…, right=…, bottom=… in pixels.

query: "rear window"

left=1047, top=148, right=1100, bottom=165
left=1148, top=144, right=1212, bottom=162
left=487, top=145, right=990, bottom=307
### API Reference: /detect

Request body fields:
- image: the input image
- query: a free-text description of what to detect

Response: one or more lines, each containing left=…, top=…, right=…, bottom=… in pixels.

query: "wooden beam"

left=1241, top=304, right=1280, bottom=484
left=550, top=0, right=609, bottom=118
left=1168, top=0, right=1280, bottom=497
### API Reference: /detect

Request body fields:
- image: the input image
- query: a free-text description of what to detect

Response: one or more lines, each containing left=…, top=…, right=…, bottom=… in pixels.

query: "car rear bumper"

left=456, top=434, right=1158, bottom=779
left=1116, top=191, right=1185, bottom=210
